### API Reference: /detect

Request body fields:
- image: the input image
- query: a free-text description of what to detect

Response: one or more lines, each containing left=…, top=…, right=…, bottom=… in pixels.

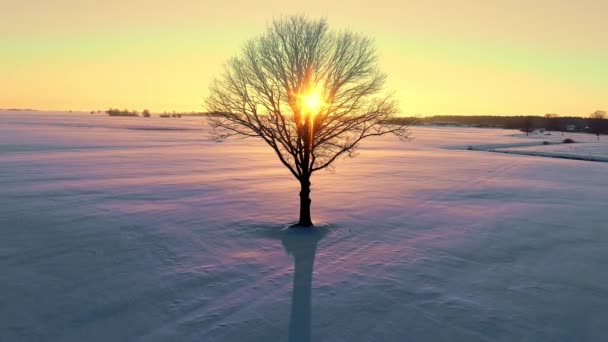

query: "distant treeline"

left=390, top=114, right=608, bottom=134
left=159, top=111, right=227, bottom=117
left=100, top=108, right=608, bottom=135
left=103, top=109, right=226, bottom=118
left=1, top=108, right=38, bottom=111
left=105, top=108, right=150, bottom=116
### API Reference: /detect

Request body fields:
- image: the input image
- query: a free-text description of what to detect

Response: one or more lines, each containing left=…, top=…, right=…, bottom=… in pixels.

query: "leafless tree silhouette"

left=206, top=16, right=411, bottom=226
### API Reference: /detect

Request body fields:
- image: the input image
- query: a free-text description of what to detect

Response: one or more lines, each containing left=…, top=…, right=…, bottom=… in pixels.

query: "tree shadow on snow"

left=234, top=221, right=331, bottom=341
left=280, top=226, right=328, bottom=342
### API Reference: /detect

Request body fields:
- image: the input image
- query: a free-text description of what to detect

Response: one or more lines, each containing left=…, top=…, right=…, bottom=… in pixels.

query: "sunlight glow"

left=2, top=2, right=607, bottom=115
left=299, top=84, right=326, bottom=123
left=303, top=90, right=324, bottom=114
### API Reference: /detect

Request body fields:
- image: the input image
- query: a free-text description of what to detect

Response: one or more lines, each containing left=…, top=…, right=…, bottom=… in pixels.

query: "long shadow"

left=281, top=227, right=327, bottom=342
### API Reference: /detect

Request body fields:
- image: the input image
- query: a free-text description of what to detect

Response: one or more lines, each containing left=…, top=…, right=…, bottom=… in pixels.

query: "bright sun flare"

left=302, top=88, right=325, bottom=114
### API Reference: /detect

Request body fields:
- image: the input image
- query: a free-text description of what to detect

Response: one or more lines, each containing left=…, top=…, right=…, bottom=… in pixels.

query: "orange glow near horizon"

left=1, top=1, right=606, bottom=116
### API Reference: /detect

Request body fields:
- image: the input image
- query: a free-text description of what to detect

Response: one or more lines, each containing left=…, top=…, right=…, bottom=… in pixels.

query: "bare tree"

left=589, top=110, right=607, bottom=140
left=206, top=16, right=411, bottom=226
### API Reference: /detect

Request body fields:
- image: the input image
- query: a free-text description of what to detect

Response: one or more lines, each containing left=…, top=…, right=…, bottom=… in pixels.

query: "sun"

left=303, top=91, right=323, bottom=113
left=301, top=86, right=325, bottom=115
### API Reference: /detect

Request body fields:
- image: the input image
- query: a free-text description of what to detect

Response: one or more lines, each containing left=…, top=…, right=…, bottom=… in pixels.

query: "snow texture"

left=455, top=130, right=608, bottom=162
left=1, top=112, right=608, bottom=341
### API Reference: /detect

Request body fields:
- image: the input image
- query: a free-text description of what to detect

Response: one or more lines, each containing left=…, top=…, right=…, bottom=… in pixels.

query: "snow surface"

left=1, top=112, right=608, bottom=341
left=453, top=130, right=608, bottom=162
left=496, top=133, right=608, bottom=162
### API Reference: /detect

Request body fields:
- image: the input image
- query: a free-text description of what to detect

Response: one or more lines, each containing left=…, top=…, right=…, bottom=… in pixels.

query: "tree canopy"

left=205, top=16, right=411, bottom=226
left=206, top=16, right=410, bottom=179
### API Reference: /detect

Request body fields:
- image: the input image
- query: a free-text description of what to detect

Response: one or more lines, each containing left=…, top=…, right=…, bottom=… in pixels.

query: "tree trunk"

left=298, top=178, right=313, bottom=226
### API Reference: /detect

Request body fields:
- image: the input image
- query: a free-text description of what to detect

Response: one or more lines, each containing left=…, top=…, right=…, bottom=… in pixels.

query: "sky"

left=1, top=0, right=606, bottom=116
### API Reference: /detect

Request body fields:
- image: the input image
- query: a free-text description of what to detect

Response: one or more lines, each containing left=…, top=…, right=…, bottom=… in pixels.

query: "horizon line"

left=1, top=108, right=603, bottom=118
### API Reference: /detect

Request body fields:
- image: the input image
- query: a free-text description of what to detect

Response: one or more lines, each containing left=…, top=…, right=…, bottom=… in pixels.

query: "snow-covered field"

left=452, top=130, right=608, bottom=162
left=496, top=133, right=608, bottom=162
left=1, top=111, right=608, bottom=342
